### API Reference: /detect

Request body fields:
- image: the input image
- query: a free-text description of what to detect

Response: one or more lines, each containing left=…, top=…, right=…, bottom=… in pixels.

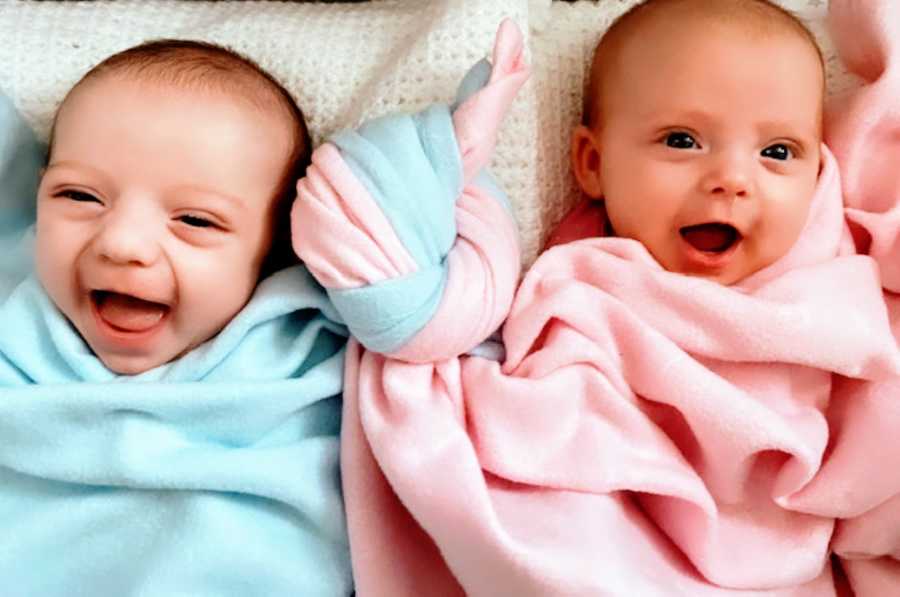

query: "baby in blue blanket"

left=1, top=40, right=352, bottom=596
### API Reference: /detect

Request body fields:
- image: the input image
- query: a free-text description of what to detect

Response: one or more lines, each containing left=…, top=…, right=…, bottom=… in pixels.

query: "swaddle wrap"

left=293, top=16, right=900, bottom=597
left=0, top=93, right=352, bottom=595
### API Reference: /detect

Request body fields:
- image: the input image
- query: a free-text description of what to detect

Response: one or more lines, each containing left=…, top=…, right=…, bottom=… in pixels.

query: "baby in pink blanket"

left=515, top=1, right=900, bottom=590
left=293, top=3, right=900, bottom=595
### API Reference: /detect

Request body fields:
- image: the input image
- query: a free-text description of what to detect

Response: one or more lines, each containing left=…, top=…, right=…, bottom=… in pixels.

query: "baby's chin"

left=685, top=268, right=749, bottom=287
left=675, top=258, right=773, bottom=287
left=94, top=348, right=180, bottom=376
left=93, top=335, right=213, bottom=375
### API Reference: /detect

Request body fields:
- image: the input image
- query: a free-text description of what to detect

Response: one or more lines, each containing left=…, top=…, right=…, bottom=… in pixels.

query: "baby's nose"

left=92, top=204, right=161, bottom=266
left=702, top=153, right=752, bottom=198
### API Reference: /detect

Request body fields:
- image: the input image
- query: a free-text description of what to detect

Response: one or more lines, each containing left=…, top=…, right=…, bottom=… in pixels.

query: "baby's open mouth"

left=91, top=290, right=170, bottom=332
left=679, top=223, right=742, bottom=254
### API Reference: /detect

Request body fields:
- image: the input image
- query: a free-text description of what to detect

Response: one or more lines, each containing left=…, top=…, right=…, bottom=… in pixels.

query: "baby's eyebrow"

left=172, top=185, right=249, bottom=212
left=41, top=161, right=122, bottom=195
left=43, top=160, right=110, bottom=182
left=646, top=108, right=715, bottom=124
left=760, top=118, right=818, bottom=132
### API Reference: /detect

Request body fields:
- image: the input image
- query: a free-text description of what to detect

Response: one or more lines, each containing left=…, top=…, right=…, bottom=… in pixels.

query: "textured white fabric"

left=0, top=0, right=850, bottom=268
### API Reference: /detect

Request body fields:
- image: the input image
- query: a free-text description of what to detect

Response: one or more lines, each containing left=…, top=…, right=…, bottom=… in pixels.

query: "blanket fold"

left=0, top=97, right=353, bottom=595
left=779, top=1, right=900, bottom=594
left=0, top=91, right=42, bottom=300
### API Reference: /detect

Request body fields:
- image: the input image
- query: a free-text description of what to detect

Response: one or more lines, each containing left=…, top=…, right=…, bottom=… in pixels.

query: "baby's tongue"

left=681, top=223, right=737, bottom=253
left=96, top=292, right=167, bottom=331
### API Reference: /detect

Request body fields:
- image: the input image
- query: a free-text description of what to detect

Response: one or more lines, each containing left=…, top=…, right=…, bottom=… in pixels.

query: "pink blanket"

left=293, top=5, right=900, bottom=595
left=779, top=2, right=900, bottom=594
left=344, top=145, right=897, bottom=594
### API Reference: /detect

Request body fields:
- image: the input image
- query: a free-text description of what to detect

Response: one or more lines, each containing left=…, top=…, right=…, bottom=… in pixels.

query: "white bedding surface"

left=0, top=0, right=851, bottom=268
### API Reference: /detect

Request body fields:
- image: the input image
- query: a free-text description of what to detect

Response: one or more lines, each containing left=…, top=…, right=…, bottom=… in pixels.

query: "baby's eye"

left=761, top=144, right=792, bottom=161
left=664, top=132, right=698, bottom=150
left=178, top=215, right=216, bottom=229
left=59, top=190, right=101, bottom=203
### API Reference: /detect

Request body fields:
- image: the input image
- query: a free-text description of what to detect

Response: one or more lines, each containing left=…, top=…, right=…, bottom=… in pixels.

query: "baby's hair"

left=49, top=39, right=312, bottom=277
left=583, top=0, right=824, bottom=127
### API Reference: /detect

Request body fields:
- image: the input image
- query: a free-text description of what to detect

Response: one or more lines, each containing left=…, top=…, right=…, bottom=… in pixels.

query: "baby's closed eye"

left=58, top=189, right=102, bottom=204
left=176, top=214, right=217, bottom=229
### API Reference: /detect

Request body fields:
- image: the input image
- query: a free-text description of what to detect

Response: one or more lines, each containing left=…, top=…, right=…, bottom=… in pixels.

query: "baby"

left=0, top=41, right=352, bottom=595
left=565, top=0, right=822, bottom=286
left=292, top=3, right=900, bottom=596
left=36, top=39, right=307, bottom=375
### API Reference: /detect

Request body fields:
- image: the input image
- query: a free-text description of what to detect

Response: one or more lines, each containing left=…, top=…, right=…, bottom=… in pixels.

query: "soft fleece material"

left=781, top=1, right=900, bottom=595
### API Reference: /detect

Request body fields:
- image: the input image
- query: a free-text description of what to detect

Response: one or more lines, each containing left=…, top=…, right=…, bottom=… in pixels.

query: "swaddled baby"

left=292, top=2, right=900, bottom=595
left=0, top=41, right=352, bottom=595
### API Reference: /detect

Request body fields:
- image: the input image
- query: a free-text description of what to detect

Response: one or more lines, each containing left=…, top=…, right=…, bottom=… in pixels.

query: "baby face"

left=574, top=19, right=823, bottom=285
left=36, top=76, right=292, bottom=374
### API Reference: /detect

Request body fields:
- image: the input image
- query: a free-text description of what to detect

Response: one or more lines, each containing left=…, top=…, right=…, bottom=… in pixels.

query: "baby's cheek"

left=178, top=263, right=255, bottom=339
left=782, top=187, right=816, bottom=246
left=755, top=209, right=802, bottom=268
left=34, top=223, right=67, bottom=295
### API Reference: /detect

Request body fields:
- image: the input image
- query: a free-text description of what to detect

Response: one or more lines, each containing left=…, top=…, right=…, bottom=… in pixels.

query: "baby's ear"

left=571, top=125, right=603, bottom=199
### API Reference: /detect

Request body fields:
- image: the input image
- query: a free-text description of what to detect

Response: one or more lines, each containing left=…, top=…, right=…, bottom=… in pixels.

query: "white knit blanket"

left=0, top=0, right=851, bottom=268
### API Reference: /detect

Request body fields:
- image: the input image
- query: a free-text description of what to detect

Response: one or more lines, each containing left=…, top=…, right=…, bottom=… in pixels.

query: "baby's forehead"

left=52, top=39, right=308, bottom=155
left=585, top=0, right=824, bottom=126
left=600, top=0, right=819, bottom=52
left=51, top=70, right=301, bottom=174
left=62, top=68, right=286, bottom=123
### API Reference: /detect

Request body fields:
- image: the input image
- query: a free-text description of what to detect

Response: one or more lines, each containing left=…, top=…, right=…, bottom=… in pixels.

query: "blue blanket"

left=0, top=92, right=352, bottom=595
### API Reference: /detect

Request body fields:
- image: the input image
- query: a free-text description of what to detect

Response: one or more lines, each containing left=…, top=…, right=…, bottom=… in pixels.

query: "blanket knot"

left=292, top=19, right=528, bottom=362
